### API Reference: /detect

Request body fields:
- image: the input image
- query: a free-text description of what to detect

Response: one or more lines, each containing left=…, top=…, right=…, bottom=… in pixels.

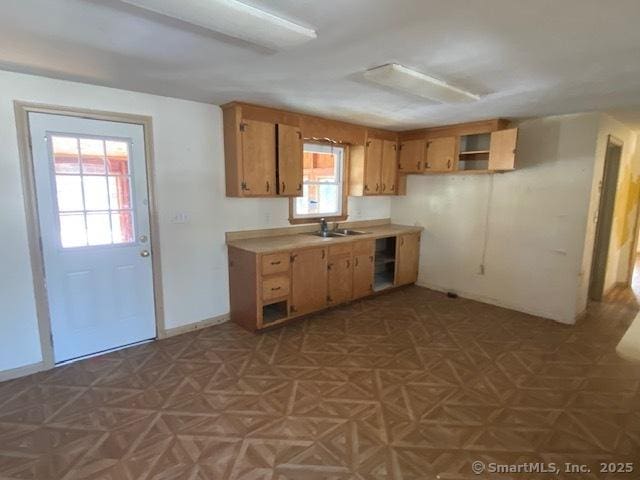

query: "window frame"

left=289, top=141, right=349, bottom=224
left=47, top=132, right=138, bottom=250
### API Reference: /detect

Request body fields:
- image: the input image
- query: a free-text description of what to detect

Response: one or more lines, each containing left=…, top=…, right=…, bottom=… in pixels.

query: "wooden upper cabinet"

left=240, top=120, right=277, bottom=195
left=380, top=140, right=397, bottom=194
left=328, top=253, right=353, bottom=305
left=398, top=139, right=426, bottom=173
left=291, top=247, right=328, bottom=316
left=395, top=233, right=420, bottom=286
left=488, top=128, right=518, bottom=171
left=364, top=138, right=383, bottom=195
left=425, top=136, right=456, bottom=172
left=277, top=124, right=303, bottom=196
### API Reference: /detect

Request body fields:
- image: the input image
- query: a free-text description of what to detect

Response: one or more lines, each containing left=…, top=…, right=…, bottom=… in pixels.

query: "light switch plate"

left=171, top=212, right=190, bottom=224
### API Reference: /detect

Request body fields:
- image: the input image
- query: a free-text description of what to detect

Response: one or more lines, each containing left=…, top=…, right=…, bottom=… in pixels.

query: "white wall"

left=0, top=70, right=390, bottom=373
left=392, top=113, right=602, bottom=324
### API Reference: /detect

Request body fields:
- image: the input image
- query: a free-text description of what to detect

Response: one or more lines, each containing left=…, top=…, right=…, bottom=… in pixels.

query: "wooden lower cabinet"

left=353, top=241, right=375, bottom=299
left=291, top=247, right=328, bottom=316
left=327, top=253, right=352, bottom=305
left=396, top=233, right=421, bottom=286
left=228, top=233, right=420, bottom=331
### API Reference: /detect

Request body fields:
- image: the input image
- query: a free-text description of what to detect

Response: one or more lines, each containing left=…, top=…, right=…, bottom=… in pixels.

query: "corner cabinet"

left=228, top=231, right=421, bottom=331
left=222, top=102, right=303, bottom=197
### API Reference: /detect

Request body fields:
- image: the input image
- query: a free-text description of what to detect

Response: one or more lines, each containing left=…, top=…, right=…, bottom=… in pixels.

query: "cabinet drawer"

left=261, top=253, right=290, bottom=275
left=262, top=275, right=290, bottom=301
left=352, top=240, right=374, bottom=255
left=329, top=243, right=352, bottom=256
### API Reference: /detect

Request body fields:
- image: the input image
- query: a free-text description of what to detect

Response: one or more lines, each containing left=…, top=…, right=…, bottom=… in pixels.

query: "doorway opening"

left=589, top=135, right=623, bottom=301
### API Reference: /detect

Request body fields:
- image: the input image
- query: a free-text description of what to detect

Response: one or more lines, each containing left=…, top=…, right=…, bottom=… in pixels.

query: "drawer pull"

left=270, top=261, right=281, bottom=265
left=271, top=286, right=282, bottom=291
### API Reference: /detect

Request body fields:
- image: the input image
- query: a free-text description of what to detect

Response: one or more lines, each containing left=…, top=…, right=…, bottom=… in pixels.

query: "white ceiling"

left=2, top=0, right=640, bottom=130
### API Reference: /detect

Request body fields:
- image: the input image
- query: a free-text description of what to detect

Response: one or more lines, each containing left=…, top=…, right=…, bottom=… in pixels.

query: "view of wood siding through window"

left=303, top=151, right=335, bottom=181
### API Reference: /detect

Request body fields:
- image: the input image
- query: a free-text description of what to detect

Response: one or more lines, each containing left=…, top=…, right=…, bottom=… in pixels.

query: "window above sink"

left=290, top=143, right=347, bottom=224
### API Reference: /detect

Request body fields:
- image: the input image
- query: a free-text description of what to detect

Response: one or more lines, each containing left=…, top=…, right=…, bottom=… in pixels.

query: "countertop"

left=227, top=224, right=423, bottom=254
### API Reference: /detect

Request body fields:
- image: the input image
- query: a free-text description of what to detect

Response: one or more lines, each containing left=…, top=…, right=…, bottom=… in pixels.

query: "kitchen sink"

left=309, top=229, right=369, bottom=238
left=332, top=229, right=368, bottom=236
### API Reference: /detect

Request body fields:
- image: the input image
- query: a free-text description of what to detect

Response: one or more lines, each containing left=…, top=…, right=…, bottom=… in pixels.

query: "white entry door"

left=29, top=113, right=156, bottom=363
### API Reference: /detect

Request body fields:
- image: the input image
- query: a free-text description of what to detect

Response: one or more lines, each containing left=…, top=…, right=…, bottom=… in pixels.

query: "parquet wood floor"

left=1, top=285, right=639, bottom=479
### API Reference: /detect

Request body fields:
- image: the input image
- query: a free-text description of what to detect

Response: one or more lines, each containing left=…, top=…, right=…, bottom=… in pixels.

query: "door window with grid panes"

left=50, top=135, right=135, bottom=248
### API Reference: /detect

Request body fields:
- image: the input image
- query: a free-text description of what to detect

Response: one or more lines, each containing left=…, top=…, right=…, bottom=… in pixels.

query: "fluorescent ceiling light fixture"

left=120, top=0, right=317, bottom=49
left=363, top=63, right=481, bottom=103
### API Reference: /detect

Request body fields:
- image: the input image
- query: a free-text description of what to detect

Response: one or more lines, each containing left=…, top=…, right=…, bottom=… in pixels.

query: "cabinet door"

left=328, top=254, right=353, bottom=305
left=425, top=136, right=456, bottom=172
left=241, top=119, right=276, bottom=195
left=398, top=139, right=425, bottom=173
left=353, top=252, right=374, bottom=299
left=488, top=128, right=518, bottom=171
left=291, top=247, right=328, bottom=315
left=364, top=138, right=383, bottom=195
left=380, top=140, right=397, bottom=195
left=396, top=233, right=420, bottom=286
left=277, top=124, right=303, bottom=196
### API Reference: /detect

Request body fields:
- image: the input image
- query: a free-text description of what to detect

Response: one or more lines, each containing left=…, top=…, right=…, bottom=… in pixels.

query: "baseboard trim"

left=159, top=313, right=230, bottom=339
left=0, top=361, right=45, bottom=383
left=415, top=281, right=574, bottom=325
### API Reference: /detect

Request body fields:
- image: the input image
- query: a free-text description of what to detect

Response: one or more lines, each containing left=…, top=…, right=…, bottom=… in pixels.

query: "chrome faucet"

left=320, top=218, right=329, bottom=234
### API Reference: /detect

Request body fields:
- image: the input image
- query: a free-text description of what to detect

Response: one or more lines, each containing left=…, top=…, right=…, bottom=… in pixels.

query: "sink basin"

left=310, top=231, right=342, bottom=238
left=332, top=229, right=368, bottom=236
left=309, top=229, right=368, bottom=238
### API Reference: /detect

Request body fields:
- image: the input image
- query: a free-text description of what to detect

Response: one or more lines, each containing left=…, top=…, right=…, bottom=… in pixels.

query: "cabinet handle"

left=425, top=163, right=431, bottom=169
left=271, top=286, right=282, bottom=291
left=398, top=163, right=403, bottom=170
left=291, top=305, right=297, bottom=313
left=322, top=249, right=325, bottom=259
left=271, top=261, right=281, bottom=265
left=327, top=295, right=333, bottom=302
left=281, top=182, right=286, bottom=193
left=266, top=181, right=270, bottom=192
left=328, top=263, right=333, bottom=271
left=355, top=257, right=359, bottom=267
left=417, top=161, right=421, bottom=170
left=364, top=184, right=369, bottom=191
left=241, top=181, right=250, bottom=191
left=290, top=254, right=297, bottom=263
left=382, top=183, right=386, bottom=192
left=447, top=159, right=451, bottom=169
left=297, top=130, right=302, bottom=139
left=346, top=260, right=350, bottom=268
left=375, top=183, right=379, bottom=192
left=391, top=184, right=395, bottom=191
left=298, top=183, right=302, bottom=191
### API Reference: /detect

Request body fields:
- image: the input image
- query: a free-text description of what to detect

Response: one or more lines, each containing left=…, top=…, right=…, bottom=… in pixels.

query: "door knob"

left=140, top=250, right=150, bottom=257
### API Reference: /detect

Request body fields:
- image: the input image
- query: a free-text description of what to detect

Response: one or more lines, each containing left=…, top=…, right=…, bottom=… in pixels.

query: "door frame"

left=625, top=181, right=640, bottom=287
left=14, top=101, right=166, bottom=370
left=588, top=134, right=624, bottom=301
